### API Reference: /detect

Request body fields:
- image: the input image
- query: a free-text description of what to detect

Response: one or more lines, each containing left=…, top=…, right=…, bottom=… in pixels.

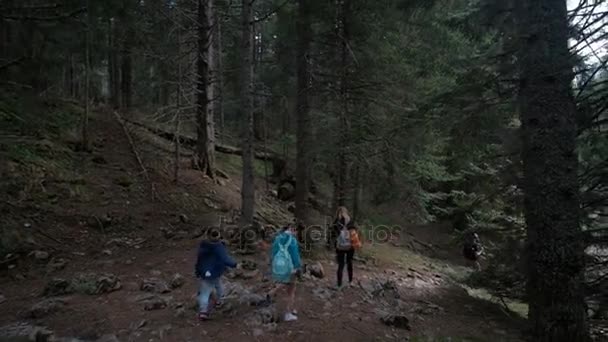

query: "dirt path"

left=0, top=112, right=525, bottom=341
left=0, top=238, right=524, bottom=341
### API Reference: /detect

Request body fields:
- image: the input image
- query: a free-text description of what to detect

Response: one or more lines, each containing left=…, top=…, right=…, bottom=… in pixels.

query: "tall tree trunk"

left=159, top=63, right=169, bottom=106
left=69, top=54, right=75, bottom=98
left=336, top=0, right=349, bottom=208
left=195, top=0, right=215, bottom=178
left=112, top=19, right=120, bottom=108
left=239, top=0, right=255, bottom=226
left=295, top=0, right=312, bottom=227
left=107, top=19, right=118, bottom=108
left=517, top=1, right=589, bottom=340
left=352, top=164, right=361, bottom=221
left=215, top=13, right=225, bottom=141
left=120, top=0, right=133, bottom=109
left=81, top=1, right=91, bottom=151
left=174, top=29, right=183, bottom=183
left=120, top=44, right=132, bottom=109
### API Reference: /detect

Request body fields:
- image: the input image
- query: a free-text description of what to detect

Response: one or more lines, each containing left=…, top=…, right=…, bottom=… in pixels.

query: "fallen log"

left=124, top=118, right=279, bottom=162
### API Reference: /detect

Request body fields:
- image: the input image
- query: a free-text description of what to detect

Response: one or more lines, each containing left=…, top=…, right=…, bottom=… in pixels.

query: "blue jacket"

left=270, top=232, right=301, bottom=270
left=195, top=240, right=237, bottom=280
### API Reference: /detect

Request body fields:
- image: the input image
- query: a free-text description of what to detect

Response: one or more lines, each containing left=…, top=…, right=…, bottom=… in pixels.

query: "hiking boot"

left=198, top=312, right=210, bottom=321
left=214, top=300, right=223, bottom=308
left=283, top=312, right=298, bottom=322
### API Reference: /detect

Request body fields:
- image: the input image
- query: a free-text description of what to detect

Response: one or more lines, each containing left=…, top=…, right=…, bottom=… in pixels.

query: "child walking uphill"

left=195, top=227, right=238, bottom=321
left=268, top=224, right=302, bottom=322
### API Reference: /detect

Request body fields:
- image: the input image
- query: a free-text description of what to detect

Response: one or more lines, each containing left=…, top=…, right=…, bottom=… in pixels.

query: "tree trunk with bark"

left=352, top=164, right=361, bottom=221
left=335, top=0, right=349, bottom=208
left=81, top=0, right=91, bottom=151
left=239, top=0, right=255, bottom=226
left=108, top=18, right=120, bottom=108
left=120, top=0, right=133, bottom=109
left=195, top=0, right=215, bottom=178
left=295, top=0, right=312, bottom=227
left=215, top=12, right=225, bottom=141
left=517, top=1, right=589, bottom=340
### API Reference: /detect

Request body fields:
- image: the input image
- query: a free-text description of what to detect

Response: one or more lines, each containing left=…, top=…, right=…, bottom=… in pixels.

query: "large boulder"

left=307, top=262, right=325, bottom=279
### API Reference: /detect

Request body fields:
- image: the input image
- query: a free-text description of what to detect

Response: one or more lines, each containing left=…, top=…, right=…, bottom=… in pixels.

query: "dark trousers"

left=336, top=249, right=354, bottom=286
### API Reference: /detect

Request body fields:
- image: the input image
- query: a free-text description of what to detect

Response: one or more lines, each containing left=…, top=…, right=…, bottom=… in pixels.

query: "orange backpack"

left=350, top=229, right=362, bottom=249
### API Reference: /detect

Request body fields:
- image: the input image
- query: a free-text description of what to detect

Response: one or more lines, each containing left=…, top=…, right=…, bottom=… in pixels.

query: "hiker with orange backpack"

left=333, top=207, right=362, bottom=289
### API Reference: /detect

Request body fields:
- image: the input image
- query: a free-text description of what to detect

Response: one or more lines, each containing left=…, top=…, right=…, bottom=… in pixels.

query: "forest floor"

left=0, top=108, right=536, bottom=341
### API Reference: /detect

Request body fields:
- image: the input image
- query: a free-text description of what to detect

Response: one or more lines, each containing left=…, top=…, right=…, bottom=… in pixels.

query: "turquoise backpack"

left=272, top=236, right=294, bottom=282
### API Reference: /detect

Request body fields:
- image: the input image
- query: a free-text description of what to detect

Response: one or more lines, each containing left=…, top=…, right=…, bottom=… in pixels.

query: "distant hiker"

left=463, top=232, right=483, bottom=271
left=266, top=224, right=302, bottom=322
left=333, top=206, right=362, bottom=288
left=195, top=227, right=238, bottom=321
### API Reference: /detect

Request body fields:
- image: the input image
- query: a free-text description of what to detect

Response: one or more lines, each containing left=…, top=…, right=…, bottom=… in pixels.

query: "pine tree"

left=517, top=0, right=589, bottom=340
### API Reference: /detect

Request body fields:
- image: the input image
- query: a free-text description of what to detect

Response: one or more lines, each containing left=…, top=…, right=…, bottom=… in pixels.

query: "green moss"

left=215, top=153, right=272, bottom=178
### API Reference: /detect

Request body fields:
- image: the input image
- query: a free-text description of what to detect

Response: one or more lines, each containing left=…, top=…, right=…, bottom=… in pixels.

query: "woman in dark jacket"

left=332, top=206, right=359, bottom=288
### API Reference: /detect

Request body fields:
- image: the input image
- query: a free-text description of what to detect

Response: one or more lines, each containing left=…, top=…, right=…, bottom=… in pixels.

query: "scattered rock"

left=10, top=324, right=54, bottom=341
left=179, top=214, right=189, bottom=223
left=141, top=295, right=171, bottom=311
left=160, top=227, right=175, bottom=239
left=150, top=270, right=162, bottom=277
left=240, top=293, right=267, bottom=307
left=47, top=258, right=68, bottom=272
left=215, top=178, right=226, bottom=186
left=0, top=322, right=53, bottom=340
left=379, top=312, right=410, bottom=330
left=33, top=250, right=50, bottom=262
left=102, top=249, right=112, bottom=256
left=140, top=278, right=171, bottom=294
left=71, top=273, right=121, bottom=295
left=203, top=197, right=220, bottom=210
left=95, top=274, right=122, bottom=294
left=312, top=287, right=332, bottom=301
left=246, top=307, right=279, bottom=326
left=191, top=227, right=205, bottom=239
left=130, top=319, right=148, bottom=331
left=43, top=278, right=74, bottom=297
left=158, top=324, right=172, bottom=339
left=30, top=298, right=67, bottom=318
left=170, top=273, right=185, bottom=289
left=307, top=262, right=325, bottom=279
left=174, top=305, right=187, bottom=318
left=252, top=328, right=264, bottom=337
left=95, top=334, right=120, bottom=342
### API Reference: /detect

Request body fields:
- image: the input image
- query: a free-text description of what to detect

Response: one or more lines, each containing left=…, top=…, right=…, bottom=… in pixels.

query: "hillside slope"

left=0, top=108, right=526, bottom=341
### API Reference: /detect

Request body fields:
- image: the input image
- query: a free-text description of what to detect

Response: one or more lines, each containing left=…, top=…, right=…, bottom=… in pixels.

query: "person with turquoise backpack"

left=265, top=224, right=302, bottom=322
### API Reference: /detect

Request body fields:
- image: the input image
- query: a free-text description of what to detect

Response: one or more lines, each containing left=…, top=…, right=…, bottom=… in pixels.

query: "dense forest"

left=1, top=0, right=607, bottom=341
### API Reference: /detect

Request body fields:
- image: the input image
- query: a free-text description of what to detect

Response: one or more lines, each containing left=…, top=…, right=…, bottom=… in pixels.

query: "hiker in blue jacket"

left=195, top=227, right=238, bottom=321
left=266, top=224, right=302, bottom=322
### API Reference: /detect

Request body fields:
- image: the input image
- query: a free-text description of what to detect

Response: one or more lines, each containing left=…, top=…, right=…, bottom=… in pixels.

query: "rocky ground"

left=0, top=110, right=598, bottom=341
